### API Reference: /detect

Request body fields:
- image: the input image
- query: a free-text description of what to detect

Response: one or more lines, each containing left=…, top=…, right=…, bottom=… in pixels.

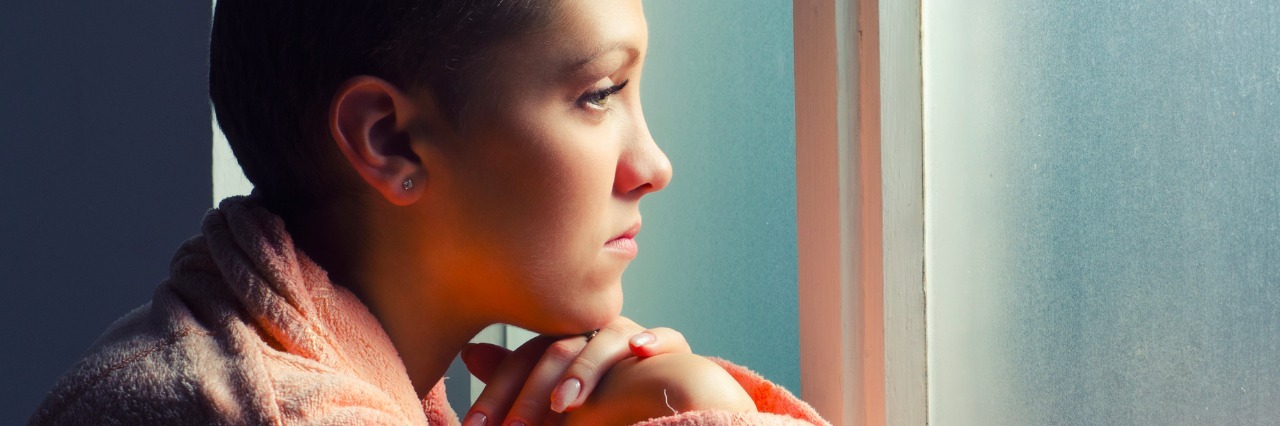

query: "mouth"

left=604, top=219, right=642, bottom=258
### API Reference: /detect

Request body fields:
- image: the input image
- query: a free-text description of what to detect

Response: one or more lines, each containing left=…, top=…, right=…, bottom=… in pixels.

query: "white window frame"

left=794, top=0, right=925, bottom=424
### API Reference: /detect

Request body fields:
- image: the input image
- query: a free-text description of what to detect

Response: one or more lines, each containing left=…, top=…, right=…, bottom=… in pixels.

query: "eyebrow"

left=563, top=42, right=641, bottom=75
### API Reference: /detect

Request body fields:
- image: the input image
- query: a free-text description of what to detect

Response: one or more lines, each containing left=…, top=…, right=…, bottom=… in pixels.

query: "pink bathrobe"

left=30, top=196, right=828, bottom=425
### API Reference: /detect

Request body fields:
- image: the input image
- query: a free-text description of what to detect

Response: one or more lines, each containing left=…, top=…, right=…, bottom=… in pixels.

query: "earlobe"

left=329, top=75, right=424, bottom=206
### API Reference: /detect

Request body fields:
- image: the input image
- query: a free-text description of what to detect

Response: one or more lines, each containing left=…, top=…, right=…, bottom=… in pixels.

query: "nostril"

left=629, top=182, right=655, bottom=196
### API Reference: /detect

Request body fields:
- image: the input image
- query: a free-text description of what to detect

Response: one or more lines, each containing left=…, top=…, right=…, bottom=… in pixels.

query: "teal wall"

left=626, top=2, right=799, bottom=393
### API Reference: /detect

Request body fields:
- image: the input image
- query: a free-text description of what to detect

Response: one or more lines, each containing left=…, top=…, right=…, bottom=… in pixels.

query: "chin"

left=527, top=283, right=624, bottom=336
left=568, top=290, right=624, bottom=334
left=581, top=300, right=623, bottom=331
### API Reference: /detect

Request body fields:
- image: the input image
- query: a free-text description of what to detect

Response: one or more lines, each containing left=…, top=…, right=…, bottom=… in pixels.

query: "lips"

left=604, top=220, right=642, bottom=257
left=612, top=220, right=641, bottom=241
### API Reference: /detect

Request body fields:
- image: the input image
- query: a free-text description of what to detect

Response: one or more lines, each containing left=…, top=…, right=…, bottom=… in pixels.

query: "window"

left=924, top=0, right=1280, bottom=423
left=797, top=0, right=1280, bottom=424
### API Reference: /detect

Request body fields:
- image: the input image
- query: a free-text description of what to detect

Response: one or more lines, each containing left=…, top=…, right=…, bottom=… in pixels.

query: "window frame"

left=794, top=0, right=925, bottom=424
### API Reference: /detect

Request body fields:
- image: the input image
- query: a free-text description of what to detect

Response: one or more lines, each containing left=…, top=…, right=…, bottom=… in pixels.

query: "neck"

left=284, top=200, right=489, bottom=398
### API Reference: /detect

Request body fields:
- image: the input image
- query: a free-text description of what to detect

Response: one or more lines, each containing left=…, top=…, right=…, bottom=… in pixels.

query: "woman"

left=30, top=0, right=827, bottom=424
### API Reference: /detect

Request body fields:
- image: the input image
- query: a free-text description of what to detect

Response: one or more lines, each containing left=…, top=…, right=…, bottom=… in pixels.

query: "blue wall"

left=0, top=3, right=212, bottom=423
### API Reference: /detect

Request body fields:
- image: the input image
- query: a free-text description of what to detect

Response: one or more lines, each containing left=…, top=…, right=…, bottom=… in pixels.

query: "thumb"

left=460, top=342, right=511, bottom=384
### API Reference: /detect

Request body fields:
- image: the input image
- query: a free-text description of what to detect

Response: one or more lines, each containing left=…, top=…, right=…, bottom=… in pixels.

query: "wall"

left=0, top=3, right=212, bottom=423
left=625, top=1, right=800, bottom=393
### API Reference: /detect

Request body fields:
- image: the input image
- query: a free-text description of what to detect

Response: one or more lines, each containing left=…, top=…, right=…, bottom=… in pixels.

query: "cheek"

left=446, top=109, right=628, bottom=331
left=521, top=140, right=618, bottom=269
left=465, top=124, right=619, bottom=281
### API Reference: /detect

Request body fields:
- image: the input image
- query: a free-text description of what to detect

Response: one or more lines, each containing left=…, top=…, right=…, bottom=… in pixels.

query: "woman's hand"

left=460, top=316, right=690, bottom=426
left=562, top=353, right=758, bottom=426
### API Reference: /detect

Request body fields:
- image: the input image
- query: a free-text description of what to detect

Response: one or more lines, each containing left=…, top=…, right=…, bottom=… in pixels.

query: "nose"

left=614, top=109, right=672, bottom=198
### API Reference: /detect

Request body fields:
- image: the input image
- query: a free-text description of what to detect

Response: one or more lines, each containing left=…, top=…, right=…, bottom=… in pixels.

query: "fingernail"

left=630, top=332, right=656, bottom=348
left=463, top=411, right=487, bottom=426
left=550, top=377, right=582, bottom=413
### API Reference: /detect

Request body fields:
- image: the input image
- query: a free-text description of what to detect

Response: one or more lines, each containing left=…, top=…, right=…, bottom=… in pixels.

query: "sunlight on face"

left=415, top=0, right=671, bottom=335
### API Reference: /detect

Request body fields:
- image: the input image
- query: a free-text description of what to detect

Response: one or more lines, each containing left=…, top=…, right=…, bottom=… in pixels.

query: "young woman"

left=30, top=1, right=828, bottom=424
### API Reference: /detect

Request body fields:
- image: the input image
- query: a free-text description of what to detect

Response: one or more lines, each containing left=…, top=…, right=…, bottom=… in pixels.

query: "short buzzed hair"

left=209, top=0, right=556, bottom=214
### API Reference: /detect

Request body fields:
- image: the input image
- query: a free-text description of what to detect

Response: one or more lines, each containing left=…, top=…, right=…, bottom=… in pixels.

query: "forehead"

left=492, top=0, right=648, bottom=81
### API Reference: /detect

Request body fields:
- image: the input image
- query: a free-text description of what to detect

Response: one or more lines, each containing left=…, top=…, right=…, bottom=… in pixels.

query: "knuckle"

left=545, top=340, right=582, bottom=362
left=510, top=398, right=548, bottom=421
left=658, top=327, right=685, bottom=341
left=568, top=354, right=603, bottom=379
left=469, top=395, right=500, bottom=414
left=510, top=337, right=552, bottom=360
left=613, top=315, right=639, bottom=328
left=602, top=320, right=637, bottom=336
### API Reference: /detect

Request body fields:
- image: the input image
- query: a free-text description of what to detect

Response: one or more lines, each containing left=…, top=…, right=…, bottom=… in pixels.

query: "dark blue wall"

left=0, top=3, right=211, bottom=422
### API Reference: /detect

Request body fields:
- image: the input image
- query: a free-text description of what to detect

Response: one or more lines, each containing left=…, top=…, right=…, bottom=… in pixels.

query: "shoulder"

left=29, top=290, right=279, bottom=425
left=30, top=221, right=427, bottom=425
left=30, top=284, right=422, bottom=425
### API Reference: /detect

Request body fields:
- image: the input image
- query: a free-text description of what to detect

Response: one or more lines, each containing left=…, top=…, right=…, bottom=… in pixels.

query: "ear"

left=329, top=75, right=424, bottom=206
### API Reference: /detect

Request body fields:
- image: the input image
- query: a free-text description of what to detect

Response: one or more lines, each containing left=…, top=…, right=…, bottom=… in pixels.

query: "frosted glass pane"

left=924, top=1, right=1280, bottom=424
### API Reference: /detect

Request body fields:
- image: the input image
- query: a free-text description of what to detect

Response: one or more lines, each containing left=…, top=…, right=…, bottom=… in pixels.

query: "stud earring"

left=402, top=179, right=414, bottom=190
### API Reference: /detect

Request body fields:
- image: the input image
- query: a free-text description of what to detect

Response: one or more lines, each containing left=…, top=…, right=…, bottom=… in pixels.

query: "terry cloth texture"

left=30, top=195, right=828, bottom=425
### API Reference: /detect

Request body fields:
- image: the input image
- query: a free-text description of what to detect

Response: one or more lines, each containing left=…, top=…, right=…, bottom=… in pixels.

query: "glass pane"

left=924, top=1, right=1280, bottom=424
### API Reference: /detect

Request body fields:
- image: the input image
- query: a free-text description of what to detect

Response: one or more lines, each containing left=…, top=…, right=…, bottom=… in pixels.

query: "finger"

left=506, top=337, right=591, bottom=425
left=628, top=327, right=692, bottom=358
left=540, top=411, right=565, bottom=426
left=464, top=336, right=557, bottom=426
left=461, top=343, right=512, bottom=384
left=548, top=319, right=647, bottom=413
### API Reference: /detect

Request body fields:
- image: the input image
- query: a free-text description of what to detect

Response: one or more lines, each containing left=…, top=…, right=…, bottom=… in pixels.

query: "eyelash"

left=579, top=80, right=630, bottom=110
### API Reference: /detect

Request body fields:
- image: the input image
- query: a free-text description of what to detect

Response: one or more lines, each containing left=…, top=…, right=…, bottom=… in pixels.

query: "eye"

left=579, top=80, right=629, bottom=110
